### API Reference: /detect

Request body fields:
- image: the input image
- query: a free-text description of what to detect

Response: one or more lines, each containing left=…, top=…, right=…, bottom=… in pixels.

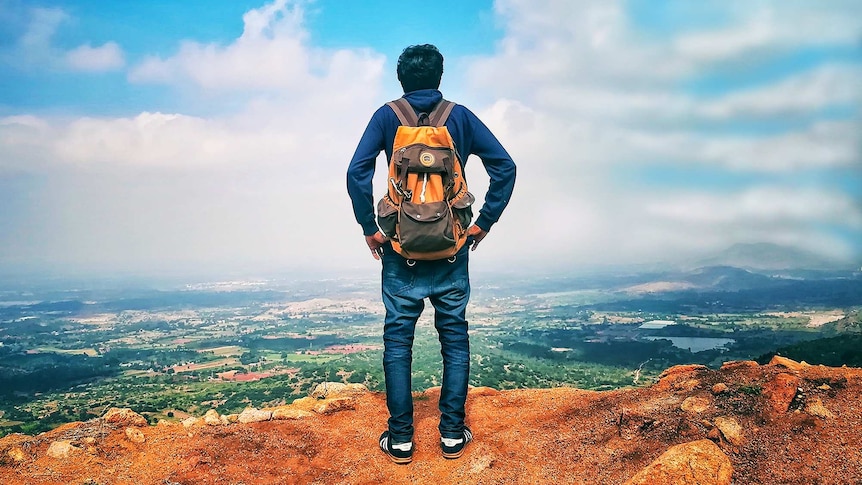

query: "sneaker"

left=441, top=426, right=473, bottom=459
left=379, top=431, right=413, bottom=464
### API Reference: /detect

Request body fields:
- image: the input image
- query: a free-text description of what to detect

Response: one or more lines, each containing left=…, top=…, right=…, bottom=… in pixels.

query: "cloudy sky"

left=0, top=0, right=860, bottom=279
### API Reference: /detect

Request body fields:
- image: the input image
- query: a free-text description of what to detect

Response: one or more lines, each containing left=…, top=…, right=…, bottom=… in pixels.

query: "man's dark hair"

left=397, top=44, right=444, bottom=93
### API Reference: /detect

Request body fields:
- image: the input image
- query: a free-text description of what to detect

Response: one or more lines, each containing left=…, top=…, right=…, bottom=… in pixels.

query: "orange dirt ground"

left=2, top=358, right=861, bottom=484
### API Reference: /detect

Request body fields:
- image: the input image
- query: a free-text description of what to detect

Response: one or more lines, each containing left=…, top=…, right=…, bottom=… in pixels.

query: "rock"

left=720, top=360, right=759, bottom=371
left=82, top=437, right=96, bottom=445
left=313, top=398, right=355, bottom=415
left=125, top=427, right=146, bottom=444
left=681, top=396, right=712, bottom=414
left=225, top=414, right=239, bottom=423
left=714, top=416, right=745, bottom=446
left=763, top=373, right=801, bottom=415
left=6, top=446, right=27, bottom=462
left=290, top=396, right=317, bottom=411
left=711, top=383, right=729, bottom=394
left=46, top=440, right=78, bottom=459
left=624, top=439, right=733, bottom=485
left=769, top=355, right=809, bottom=372
left=468, top=386, right=501, bottom=397
left=707, top=427, right=721, bottom=441
left=203, top=409, right=223, bottom=426
left=181, top=417, right=199, bottom=428
left=805, top=398, right=835, bottom=419
left=238, top=408, right=272, bottom=423
left=818, top=384, right=831, bottom=391
left=309, top=382, right=368, bottom=399
left=676, top=379, right=701, bottom=391
left=655, top=365, right=708, bottom=391
left=271, top=407, right=315, bottom=420
left=659, top=364, right=708, bottom=380
left=103, top=408, right=148, bottom=427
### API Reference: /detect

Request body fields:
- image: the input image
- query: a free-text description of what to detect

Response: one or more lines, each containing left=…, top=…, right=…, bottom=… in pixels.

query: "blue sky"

left=0, top=0, right=860, bottom=277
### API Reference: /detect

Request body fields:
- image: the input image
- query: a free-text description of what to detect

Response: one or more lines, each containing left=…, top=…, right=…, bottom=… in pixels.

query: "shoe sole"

left=441, top=449, right=464, bottom=459
left=382, top=449, right=412, bottom=464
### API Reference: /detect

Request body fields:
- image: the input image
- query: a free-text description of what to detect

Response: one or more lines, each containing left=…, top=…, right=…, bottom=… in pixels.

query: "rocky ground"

left=1, top=356, right=861, bottom=484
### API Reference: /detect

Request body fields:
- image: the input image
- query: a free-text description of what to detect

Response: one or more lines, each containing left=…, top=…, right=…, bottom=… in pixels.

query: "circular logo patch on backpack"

left=420, top=152, right=436, bottom=167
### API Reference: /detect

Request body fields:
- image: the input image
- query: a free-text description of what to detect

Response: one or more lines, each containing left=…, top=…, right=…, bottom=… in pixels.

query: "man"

left=346, top=44, right=516, bottom=464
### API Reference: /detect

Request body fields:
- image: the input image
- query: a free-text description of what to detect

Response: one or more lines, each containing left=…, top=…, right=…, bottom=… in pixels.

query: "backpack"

left=376, top=98, right=475, bottom=260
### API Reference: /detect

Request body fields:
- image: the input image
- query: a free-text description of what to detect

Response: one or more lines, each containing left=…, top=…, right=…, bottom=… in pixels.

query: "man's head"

left=397, top=44, right=444, bottom=93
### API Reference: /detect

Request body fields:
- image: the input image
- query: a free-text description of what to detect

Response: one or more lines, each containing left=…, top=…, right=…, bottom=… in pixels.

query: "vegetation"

left=0, top=272, right=859, bottom=437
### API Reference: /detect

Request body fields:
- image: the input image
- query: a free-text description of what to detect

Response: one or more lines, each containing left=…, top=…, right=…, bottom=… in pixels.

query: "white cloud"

left=698, top=65, right=862, bottom=119
left=65, top=42, right=125, bottom=72
left=462, top=0, right=862, bottom=267
left=128, top=0, right=383, bottom=92
left=1, top=0, right=860, bottom=274
left=1, top=6, right=126, bottom=73
left=674, top=2, right=862, bottom=62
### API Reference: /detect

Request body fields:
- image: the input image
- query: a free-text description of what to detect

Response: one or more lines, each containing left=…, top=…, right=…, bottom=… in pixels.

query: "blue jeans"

left=381, top=243, right=471, bottom=443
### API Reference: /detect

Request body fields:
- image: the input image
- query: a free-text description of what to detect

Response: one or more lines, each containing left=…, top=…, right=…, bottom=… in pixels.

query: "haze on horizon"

left=0, top=0, right=860, bottom=279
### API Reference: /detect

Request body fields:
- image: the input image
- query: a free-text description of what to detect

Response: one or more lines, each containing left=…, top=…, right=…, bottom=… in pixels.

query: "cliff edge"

left=2, top=356, right=861, bottom=484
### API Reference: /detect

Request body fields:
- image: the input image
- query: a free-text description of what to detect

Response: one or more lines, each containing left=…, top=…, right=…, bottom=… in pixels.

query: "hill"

left=694, top=242, right=849, bottom=271
left=2, top=357, right=860, bottom=484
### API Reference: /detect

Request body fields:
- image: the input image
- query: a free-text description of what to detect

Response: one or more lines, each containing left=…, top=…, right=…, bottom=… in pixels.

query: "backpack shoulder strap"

left=387, top=98, right=419, bottom=127
left=428, top=100, right=456, bottom=127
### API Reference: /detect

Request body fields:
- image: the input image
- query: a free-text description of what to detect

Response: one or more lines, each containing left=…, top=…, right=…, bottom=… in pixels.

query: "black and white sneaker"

left=379, top=431, right=413, bottom=464
left=441, top=426, right=473, bottom=459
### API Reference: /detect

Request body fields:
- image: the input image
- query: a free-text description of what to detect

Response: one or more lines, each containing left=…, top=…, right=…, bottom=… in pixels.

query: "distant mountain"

left=680, top=265, right=777, bottom=290
left=694, top=243, right=848, bottom=271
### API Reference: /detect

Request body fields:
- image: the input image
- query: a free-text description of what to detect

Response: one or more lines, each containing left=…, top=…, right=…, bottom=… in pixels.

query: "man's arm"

left=466, top=111, right=517, bottom=242
left=347, top=108, right=387, bottom=238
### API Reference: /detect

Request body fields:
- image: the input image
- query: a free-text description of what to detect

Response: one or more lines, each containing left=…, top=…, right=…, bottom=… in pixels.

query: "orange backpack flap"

left=377, top=99, right=474, bottom=260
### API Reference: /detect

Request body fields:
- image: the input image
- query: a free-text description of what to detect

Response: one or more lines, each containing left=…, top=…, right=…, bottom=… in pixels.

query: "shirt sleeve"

left=465, top=110, right=517, bottom=232
left=346, top=108, right=387, bottom=236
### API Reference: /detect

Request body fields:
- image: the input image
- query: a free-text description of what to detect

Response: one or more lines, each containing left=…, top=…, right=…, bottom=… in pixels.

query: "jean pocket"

left=382, top=258, right=414, bottom=296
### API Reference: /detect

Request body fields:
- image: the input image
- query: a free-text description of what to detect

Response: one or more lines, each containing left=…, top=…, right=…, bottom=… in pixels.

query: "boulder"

left=46, top=440, right=79, bottom=459
left=103, top=408, right=148, bottom=427
left=125, top=427, right=146, bottom=444
left=681, top=396, right=712, bottom=414
left=203, top=409, right=223, bottom=426
left=309, top=382, right=368, bottom=399
left=313, top=397, right=355, bottom=415
left=763, top=373, right=801, bottom=415
left=655, top=365, right=708, bottom=391
left=769, top=355, right=809, bottom=372
left=714, top=416, right=745, bottom=446
left=181, top=417, right=200, bottom=428
left=624, top=439, right=733, bottom=485
left=805, top=398, right=835, bottom=419
left=271, top=407, right=315, bottom=420
left=6, top=446, right=27, bottom=463
left=238, top=408, right=272, bottom=424
left=711, top=383, right=729, bottom=395
left=720, top=360, right=759, bottom=371
left=659, top=365, right=708, bottom=380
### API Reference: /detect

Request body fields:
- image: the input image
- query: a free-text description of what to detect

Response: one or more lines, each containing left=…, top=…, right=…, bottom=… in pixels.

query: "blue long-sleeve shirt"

left=347, top=89, right=517, bottom=236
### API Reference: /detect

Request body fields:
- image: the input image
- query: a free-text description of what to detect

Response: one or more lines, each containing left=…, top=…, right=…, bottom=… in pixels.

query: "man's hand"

left=365, top=232, right=388, bottom=260
left=467, top=225, right=488, bottom=251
